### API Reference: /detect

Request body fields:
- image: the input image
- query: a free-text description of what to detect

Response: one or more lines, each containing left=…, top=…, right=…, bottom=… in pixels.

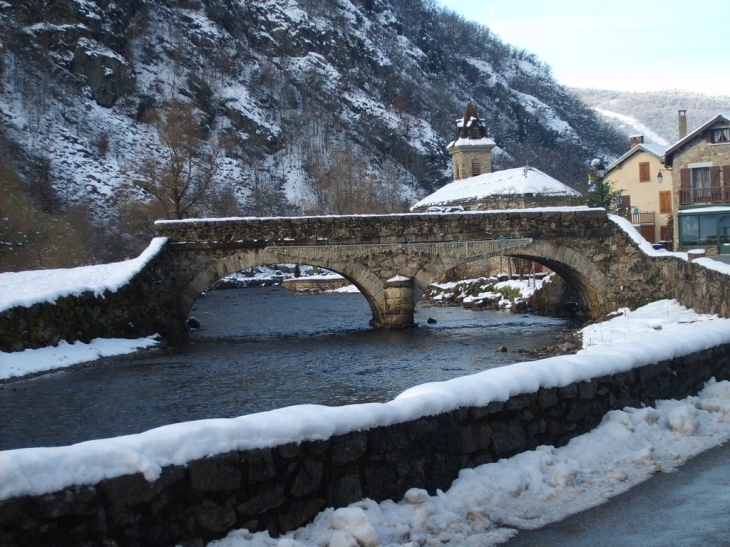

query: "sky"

left=435, top=0, right=730, bottom=94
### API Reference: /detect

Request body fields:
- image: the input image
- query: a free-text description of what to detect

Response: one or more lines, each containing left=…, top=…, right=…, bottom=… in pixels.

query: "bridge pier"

left=369, top=276, right=416, bottom=330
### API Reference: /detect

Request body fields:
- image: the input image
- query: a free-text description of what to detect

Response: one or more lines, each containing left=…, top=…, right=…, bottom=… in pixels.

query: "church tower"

left=446, top=103, right=496, bottom=181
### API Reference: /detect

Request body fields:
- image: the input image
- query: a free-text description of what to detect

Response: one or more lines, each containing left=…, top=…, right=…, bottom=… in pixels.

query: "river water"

left=0, top=287, right=574, bottom=451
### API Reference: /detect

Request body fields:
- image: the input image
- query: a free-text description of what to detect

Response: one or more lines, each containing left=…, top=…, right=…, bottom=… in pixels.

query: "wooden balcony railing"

left=631, top=212, right=655, bottom=225
left=679, top=186, right=730, bottom=206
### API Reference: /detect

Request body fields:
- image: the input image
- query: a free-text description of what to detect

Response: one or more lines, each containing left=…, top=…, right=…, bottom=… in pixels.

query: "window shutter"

left=680, top=168, right=691, bottom=188
left=639, top=162, right=650, bottom=182
left=706, top=131, right=713, bottom=143
left=711, top=166, right=721, bottom=186
left=723, top=165, right=730, bottom=186
left=659, top=191, right=672, bottom=214
left=621, top=195, right=631, bottom=208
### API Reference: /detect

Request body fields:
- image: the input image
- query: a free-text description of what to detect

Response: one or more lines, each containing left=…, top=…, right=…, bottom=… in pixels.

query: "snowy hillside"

left=572, top=88, right=730, bottom=145
left=0, top=0, right=625, bottom=264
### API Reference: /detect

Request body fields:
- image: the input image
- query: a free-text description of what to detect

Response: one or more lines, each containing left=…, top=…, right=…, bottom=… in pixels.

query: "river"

left=0, top=287, right=575, bottom=451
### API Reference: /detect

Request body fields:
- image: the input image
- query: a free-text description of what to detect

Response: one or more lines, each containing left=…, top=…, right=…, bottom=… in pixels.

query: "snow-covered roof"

left=678, top=206, right=730, bottom=215
left=446, top=137, right=496, bottom=148
left=411, top=167, right=581, bottom=210
left=606, top=143, right=668, bottom=172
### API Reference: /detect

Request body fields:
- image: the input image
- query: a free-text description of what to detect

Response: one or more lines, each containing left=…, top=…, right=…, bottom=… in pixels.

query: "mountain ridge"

left=1, top=0, right=627, bottom=265
left=571, top=88, right=730, bottom=146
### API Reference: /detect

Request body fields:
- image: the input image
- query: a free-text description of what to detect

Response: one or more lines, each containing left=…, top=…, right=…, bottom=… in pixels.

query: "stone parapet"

left=0, top=244, right=183, bottom=353
left=154, top=209, right=613, bottom=245
left=2, top=343, right=729, bottom=546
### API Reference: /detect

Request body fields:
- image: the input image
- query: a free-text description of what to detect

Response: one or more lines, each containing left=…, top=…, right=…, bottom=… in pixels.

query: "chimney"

left=629, top=135, right=644, bottom=149
left=678, top=109, right=687, bottom=139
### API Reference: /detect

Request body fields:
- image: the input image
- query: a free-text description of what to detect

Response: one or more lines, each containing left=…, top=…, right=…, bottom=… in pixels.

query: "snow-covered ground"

left=0, top=337, right=159, bottom=381
left=211, top=380, right=730, bottom=547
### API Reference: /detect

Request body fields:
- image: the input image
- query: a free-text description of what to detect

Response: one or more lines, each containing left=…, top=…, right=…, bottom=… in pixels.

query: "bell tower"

left=446, top=103, right=496, bottom=181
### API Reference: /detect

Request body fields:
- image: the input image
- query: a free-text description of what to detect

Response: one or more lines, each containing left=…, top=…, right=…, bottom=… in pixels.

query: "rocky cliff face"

left=0, top=0, right=625, bottom=224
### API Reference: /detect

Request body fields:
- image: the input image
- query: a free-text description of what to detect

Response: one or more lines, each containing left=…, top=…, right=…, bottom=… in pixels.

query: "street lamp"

left=657, top=171, right=664, bottom=184
left=590, top=158, right=606, bottom=207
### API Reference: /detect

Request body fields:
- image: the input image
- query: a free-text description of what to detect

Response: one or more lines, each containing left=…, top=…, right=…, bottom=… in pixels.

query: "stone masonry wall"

left=657, top=255, right=730, bottom=318
left=154, top=210, right=613, bottom=244
left=0, top=244, right=182, bottom=353
left=2, top=344, right=729, bottom=547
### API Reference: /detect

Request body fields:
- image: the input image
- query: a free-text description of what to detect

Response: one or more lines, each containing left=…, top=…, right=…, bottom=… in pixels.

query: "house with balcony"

left=664, top=111, right=730, bottom=254
left=605, top=136, right=670, bottom=244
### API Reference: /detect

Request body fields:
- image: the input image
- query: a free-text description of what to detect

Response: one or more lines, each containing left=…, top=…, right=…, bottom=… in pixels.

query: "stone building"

left=605, top=136, right=670, bottom=243
left=664, top=111, right=730, bottom=254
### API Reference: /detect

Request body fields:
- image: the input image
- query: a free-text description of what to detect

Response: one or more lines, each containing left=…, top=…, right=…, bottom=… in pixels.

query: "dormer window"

left=711, top=127, right=730, bottom=143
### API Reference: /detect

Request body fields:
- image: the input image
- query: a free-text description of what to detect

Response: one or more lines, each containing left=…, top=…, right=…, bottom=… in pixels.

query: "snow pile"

left=425, top=276, right=548, bottom=308
left=412, top=167, right=581, bottom=210
left=493, top=278, right=546, bottom=300
left=210, top=379, right=730, bottom=547
left=0, top=238, right=167, bottom=313
left=0, top=337, right=160, bottom=380
left=328, top=285, right=361, bottom=294
left=606, top=214, right=687, bottom=259
left=694, top=256, right=730, bottom=276
left=2, top=301, right=729, bottom=503
left=581, top=300, right=719, bottom=350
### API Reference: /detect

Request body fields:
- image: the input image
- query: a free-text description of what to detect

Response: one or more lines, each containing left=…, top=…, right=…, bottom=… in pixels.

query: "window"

left=639, top=162, right=650, bottom=182
left=471, top=160, right=481, bottom=177
left=680, top=215, right=716, bottom=246
left=659, top=191, right=672, bottom=214
left=721, top=216, right=730, bottom=244
left=712, top=127, right=730, bottom=143
left=692, top=167, right=710, bottom=187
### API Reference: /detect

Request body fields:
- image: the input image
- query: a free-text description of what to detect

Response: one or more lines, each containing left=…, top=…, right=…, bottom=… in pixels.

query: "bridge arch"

left=410, top=241, right=608, bottom=318
left=508, top=240, right=609, bottom=317
left=177, top=248, right=393, bottom=330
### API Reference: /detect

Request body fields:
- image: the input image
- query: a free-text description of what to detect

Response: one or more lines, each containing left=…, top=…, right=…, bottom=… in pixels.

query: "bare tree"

left=131, top=101, right=220, bottom=219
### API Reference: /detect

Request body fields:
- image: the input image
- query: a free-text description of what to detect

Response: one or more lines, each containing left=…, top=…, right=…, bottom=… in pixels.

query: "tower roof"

left=448, top=102, right=494, bottom=148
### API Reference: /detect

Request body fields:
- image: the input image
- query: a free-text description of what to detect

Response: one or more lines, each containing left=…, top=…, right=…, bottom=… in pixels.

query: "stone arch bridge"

left=153, top=208, right=669, bottom=333
left=5, top=208, right=729, bottom=352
